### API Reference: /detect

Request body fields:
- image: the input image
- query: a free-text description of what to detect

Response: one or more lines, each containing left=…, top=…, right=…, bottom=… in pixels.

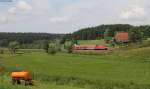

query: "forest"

left=71, top=24, right=150, bottom=40
left=0, top=24, right=150, bottom=48
left=0, top=33, right=63, bottom=47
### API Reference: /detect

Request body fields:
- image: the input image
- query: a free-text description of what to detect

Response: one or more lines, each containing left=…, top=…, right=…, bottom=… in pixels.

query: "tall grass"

left=8, top=73, right=150, bottom=89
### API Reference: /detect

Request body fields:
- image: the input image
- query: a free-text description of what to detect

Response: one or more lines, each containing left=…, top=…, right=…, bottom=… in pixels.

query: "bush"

left=9, top=41, right=19, bottom=54
left=129, top=28, right=144, bottom=43
left=0, top=49, right=4, bottom=54
left=48, top=43, right=58, bottom=54
left=48, top=48, right=57, bottom=54
left=139, top=40, right=150, bottom=48
left=67, top=45, right=73, bottom=53
left=54, top=39, right=62, bottom=52
left=64, top=41, right=73, bottom=53
left=43, top=40, right=49, bottom=53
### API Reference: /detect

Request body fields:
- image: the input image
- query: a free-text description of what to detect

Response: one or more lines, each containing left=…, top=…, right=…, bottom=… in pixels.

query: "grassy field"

left=0, top=46, right=150, bottom=89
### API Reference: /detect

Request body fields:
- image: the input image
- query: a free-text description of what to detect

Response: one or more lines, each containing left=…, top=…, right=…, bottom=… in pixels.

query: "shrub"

left=48, top=43, right=58, bottom=54
left=43, top=40, right=49, bottom=53
left=139, top=40, right=150, bottom=48
left=64, top=41, right=73, bottom=53
left=0, top=49, right=4, bottom=54
left=67, top=45, right=73, bottom=53
left=54, top=39, right=62, bottom=52
left=129, top=28, right=144, bottom=43
left=9, top=41, right=19, bottom=54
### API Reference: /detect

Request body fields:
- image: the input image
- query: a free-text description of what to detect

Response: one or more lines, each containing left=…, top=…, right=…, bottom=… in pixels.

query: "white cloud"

left=31, top=0, right=49, bottom=15
left=64, top=5, right=81, bottom=15
left=63, top=1, right=99, bottom=15
left=1, top=0, right=150, bottom=32
left=8, top=0, right=32, bottom=14
left=16, top=1, right=32, bottom=12
left=121, top=5, right=146, bottom=19
left=8, top=7, right=16, bottom=14
left=0, top=16, right=8, bottom=24
left=49, top=16, right=68, bottom=23
left=0, top=0, right=32, bottom=24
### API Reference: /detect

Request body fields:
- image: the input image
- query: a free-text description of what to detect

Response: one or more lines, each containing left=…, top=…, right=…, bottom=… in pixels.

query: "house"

left=114, top=32, right=129, bottom=43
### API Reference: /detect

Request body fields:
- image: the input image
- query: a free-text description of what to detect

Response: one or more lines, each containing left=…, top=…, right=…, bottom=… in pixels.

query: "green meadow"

left=0, top=46, right=150, bottom=89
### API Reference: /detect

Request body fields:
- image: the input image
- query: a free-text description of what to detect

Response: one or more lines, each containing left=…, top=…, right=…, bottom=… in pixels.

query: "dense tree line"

left=71, top=24, right=150, bottom=40
left=0, top=24, right=150, bottom=48
left=0, top=33, right=64, bottom=47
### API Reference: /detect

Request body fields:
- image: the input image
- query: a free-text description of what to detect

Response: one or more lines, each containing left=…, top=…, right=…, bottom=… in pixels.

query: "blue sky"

left=0, top=0, right=149, bottom=33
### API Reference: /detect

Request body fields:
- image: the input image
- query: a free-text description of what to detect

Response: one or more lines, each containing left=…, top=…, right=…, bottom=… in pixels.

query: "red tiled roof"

left=114, top=32, right=129, bottom=42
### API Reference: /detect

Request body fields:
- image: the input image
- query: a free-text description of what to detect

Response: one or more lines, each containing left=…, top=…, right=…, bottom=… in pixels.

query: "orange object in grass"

left=10, top=71, right=31, bottom=80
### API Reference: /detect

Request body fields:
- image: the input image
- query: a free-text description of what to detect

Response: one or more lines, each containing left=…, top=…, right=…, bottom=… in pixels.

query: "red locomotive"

left=73, top=44, right=109, bottom=50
